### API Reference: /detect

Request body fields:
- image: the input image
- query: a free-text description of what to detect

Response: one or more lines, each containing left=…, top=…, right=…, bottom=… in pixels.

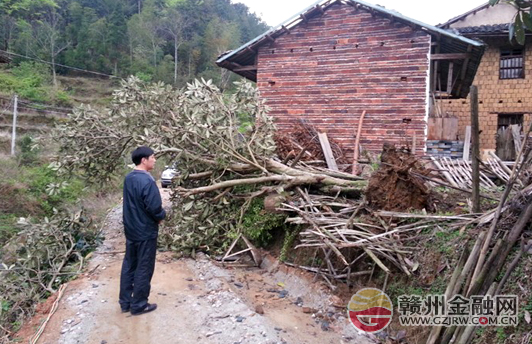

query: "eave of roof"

left=217, top=0, right=485, bottom=98
left=451, top=23, right=532, bottom=38
left=216, top=0, right=483, bottom=68
left=438, top=2, right=490, bottom=28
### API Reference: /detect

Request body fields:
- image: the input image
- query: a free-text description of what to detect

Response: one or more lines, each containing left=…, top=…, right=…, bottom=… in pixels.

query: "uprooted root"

left=366, top=143, right=431, bottom=211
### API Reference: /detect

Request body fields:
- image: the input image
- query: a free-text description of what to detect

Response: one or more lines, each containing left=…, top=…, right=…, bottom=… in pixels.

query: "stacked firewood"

left=274, top=120, right=350, bottom=169
left=279, top=188, right=489, bottom=288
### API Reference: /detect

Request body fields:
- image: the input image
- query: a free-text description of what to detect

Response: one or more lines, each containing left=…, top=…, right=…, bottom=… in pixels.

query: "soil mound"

left=366, top=143, right=430, bottom=211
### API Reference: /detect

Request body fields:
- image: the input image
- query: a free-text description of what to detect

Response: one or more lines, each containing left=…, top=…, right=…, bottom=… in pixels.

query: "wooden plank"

left=450, top=158, right=474, bottom=189
left=352, top=110, right=366, bottom=175
left=470, top=85, right=480, bottom=213
left=456, top=45, right=473, bottom=95
left=427, top=117, right=439, bottom=140
left=497, top=127, right=514, bottom=161
left=431, top=157, right=460, bottom=188
left=488, top=151, right=513, bottom=176
left=318, top=132, right=339, bottom=171
left=428, top=117, right=444, bottom=140
left=447, top=62, right=454, bottom=94
left=463, top=159, right=497, bottom=189
left=233, top=65, right=257, bottom=72
left=487, top=159, right=510, bottom=183
left=511, top=124, right=522, bottom=158
left=442, top=157, right=467, bottom=188
left=463, top=126, right=471, bottom=161
left=442, top=117, right=458, bottom=140
left=430, top=53, right=469, bottom=60
left=432, top=38, right=441, bottom=93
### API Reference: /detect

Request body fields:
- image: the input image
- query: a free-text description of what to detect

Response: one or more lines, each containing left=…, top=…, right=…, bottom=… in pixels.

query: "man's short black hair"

left=131, top=146, right=155, bottom=166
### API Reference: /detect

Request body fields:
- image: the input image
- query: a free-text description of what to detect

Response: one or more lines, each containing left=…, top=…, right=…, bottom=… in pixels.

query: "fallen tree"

left=0, top=210, right=98, bottom=341
left=52, top=77, right=532, bottom=344
left=54, top=77, right=365, bottom=255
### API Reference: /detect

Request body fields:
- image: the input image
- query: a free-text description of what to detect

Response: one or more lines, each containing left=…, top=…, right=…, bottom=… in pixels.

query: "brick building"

left=217, top=0, right=484, bottom=156
left=438, top=2, right=532, bottom=159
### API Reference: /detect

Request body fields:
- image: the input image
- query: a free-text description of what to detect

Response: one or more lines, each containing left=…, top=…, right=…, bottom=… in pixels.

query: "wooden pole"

left=470, top=86, right=480, bottom=213
left=463, top=126, right=471, bottom=161
left=11, top=94, right=18, bottom=156
left=352, top=110, right=366, bottom=175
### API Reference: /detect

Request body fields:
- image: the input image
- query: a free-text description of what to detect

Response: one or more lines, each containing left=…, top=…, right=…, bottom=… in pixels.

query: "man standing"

left=119, top=146, right=166, bottom=315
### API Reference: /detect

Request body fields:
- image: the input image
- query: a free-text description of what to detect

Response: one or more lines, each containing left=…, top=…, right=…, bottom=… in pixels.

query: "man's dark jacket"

left=123, top=170, right=166, bottom=241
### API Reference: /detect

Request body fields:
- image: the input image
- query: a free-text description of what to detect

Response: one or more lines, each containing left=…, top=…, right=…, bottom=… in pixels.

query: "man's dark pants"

left=119, top=238, right=157, bottom=313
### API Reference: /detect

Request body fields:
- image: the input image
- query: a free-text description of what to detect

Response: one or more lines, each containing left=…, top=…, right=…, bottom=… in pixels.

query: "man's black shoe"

left=121, top=307, right=130, bottom=313
left=131, top=303, right=157, bottom=316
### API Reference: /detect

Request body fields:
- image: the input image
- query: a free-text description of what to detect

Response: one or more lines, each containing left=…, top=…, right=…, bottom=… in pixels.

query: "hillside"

left=0, top=70, right=118, bottom=155
left=0, top=0, right=268, bottom=89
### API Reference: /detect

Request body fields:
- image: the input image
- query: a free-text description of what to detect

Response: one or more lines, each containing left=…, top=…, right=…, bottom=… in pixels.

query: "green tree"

left=127, top=0, right=163, bottom=74
left=0, top=14, right=17, bottom=50
left=160, top=4, right=190, bottom=84
left=1, top=0, right=269, bottom=86
left=202, top=17, right=241, bottom=89
left=31, top=6, right=70, bottom=88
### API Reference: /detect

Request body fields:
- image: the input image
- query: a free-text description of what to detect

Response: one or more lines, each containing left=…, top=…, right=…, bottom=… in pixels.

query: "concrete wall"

left=449, top=3, right=515, bottom=28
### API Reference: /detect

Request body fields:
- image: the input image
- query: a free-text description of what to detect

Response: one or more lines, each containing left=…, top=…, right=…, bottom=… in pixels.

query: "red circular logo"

left=347, top=288, right=393, bottom=333
left=479, top=317, right=488, bottom=325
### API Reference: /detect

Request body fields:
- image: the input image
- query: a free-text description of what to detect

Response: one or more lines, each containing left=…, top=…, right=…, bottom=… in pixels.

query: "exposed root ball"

left=366, top=143, right=430, bottom=211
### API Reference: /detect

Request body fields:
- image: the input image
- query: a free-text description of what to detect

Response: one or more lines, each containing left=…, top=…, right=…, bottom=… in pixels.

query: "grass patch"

left=0, top=62, right=73, bottom=106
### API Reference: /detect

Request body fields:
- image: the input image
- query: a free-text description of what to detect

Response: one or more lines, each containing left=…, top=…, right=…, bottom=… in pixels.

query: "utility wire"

left=0, top=49, right=123, bottom=80
left=0, top=96, right=69, bottom=116
left=0, top=95, right=72, bottom=112
left=17, top=102, right=71, bottom=113
left=15, top=107, right=68, bottom=116
left=0, top=106, right=67, bottom=116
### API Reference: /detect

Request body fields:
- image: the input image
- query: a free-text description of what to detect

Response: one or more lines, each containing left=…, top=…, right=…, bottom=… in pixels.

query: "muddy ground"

left=16, top=188, right=376, bottom=344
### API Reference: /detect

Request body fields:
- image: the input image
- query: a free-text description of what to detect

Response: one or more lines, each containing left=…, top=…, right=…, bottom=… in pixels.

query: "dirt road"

left=19, top=189, right=376, bottom=344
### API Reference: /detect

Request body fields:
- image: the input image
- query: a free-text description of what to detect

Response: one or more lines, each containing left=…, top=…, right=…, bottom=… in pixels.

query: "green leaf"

left=515, top=14, right=525, bottom=45
left=523, top=10, right=532, bottom=31
left=509, top=22, right=515, bottom=42
left=183, top=202, right=194, bottom=212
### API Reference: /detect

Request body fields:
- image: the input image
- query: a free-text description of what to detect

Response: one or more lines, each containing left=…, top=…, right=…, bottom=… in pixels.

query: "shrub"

left=0, top=62, right=52, bottom=103
left=0, top=210, right=99, bottom=339
left=52, top=90, right=73, bottom=107
left=11, top=61, right=52, bottom=86
left=18, top=135, right=40, bottom=165
left=240, top=198, right=287, bottom=247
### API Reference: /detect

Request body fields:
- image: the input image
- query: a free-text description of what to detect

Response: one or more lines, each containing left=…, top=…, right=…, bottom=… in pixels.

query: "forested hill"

left=0, top=0, right=269, bottom=88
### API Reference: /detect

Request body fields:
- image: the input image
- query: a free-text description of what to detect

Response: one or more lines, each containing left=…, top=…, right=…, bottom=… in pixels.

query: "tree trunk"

left=153, top=40, right=157, bottom=68
left=188, top=53, right=191, bottom=79
left=51, top=54, right=57, bottom=90
left=174, top=36, right=178, bottom=85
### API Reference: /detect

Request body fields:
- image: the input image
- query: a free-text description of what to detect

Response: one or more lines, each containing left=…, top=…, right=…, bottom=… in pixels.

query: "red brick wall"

left=256, top=2, right=431, bottom=156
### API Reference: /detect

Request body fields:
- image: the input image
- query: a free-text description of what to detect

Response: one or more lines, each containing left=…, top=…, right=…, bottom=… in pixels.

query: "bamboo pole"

left=426, top=246, right=470, bottom=344
left=452, top=232, right=485, bottom=297
left=469, top=122, right=532, bottom=290
left=478, top=201, right=532, bottom=295
left=352, top=110, right=366, bottom=175
left=457, top=283, right=497, bottom=344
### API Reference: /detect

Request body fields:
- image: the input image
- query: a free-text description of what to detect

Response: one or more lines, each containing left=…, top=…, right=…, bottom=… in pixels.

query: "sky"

left=234, top=0, right=488, bottom=27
